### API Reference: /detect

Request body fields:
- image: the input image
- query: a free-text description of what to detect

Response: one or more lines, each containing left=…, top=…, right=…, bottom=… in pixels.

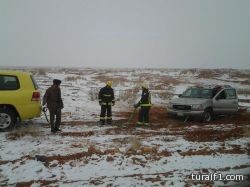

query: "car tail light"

left=32, top=91, right=40, bottom=101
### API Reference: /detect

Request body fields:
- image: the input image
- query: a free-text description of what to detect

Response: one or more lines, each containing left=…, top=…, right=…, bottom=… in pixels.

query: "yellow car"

left=0, top=70, right=42, bottom=130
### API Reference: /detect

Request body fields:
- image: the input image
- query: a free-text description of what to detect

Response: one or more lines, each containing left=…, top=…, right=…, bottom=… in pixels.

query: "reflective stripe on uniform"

left=139, top=92, right=152, bottom=107
left=100, top=117, right=105, bottom=120
left=137, top=121, right=143, bottom=125
left=101, top=102, right=112, bottom=105
left=103, top=94, right=112, bottom=97
left=106, top=117, right=112, bottom=119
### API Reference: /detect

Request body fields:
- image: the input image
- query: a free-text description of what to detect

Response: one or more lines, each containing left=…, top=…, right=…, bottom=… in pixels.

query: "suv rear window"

left=0, top=75, right=20, bottom=90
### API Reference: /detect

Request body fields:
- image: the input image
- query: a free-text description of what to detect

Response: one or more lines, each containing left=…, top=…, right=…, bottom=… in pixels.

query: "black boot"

left=55, top=127, right=61, bottom=132
left=99, top=120, right=105, bottom=126
left=107, top=120, right=112, bottom=125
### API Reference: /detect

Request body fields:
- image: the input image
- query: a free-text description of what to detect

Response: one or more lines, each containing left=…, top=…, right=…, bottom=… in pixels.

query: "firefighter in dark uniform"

left=98, top=81, right=115, bottom=125
left=42, top=79, right=64, bottom=132
left=134, top=82, right=152, bottom=126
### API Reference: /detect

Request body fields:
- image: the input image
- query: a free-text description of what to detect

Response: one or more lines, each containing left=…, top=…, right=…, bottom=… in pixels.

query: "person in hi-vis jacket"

left=134, top=82, right=152, bottom=126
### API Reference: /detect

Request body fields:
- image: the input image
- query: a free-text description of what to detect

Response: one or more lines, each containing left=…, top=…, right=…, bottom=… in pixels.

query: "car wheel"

left=202, top=109, right=213, bottom=122
left=0, top=108, right=16, bottom=130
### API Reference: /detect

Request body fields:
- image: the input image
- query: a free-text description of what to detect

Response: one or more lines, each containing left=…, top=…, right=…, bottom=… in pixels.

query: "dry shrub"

left=65, top=76, right=82, bottom=81
left=238, top=89, right=250, bottom=95
left=230, top=70, right=250, bottom=80
left=118, top=89, right=139, bottom=104
left=237, top=88, right=250, bottom=95
left=6, top=125, right=40, bottom=140
left=87, top=145, right=103, bottom=155
left=197, top=69, right=220, bottom=79
left=37, top=69, right=47, bottom=76
left=153, top=91, right=174, bottom=101
left=125, top=137, right=142, bottom=154
left=61, top=131, right=94, bottom=137
left=15, top=181, right=34, bottom=187
left=158, top=75, right=183, bottom=85
left=38, top=145, right=104, bottom=165
left=180, top=69, right=198, bottom=75
left=181, top=68, right=228, bottom=79
left=241, top=80, right=250, bottom=85
left=93, top=75, right=110, bottom=82
left=140, top=146, right=157, bottom=154
left=114, top=77, right=129, bottom=84
left=153, top=84, right=168, bottom=90
left=93, top=74, right=129, bottom=86
left=158, top=150, right=172, bottom=157
left=137, top=73, right=155, bottom=80
left=58, top=68, right=83, bottom=74
left=180, top=145, right=246, bottom=157
left=28, top=68, right=47, bottom=76
left=104, top=148, right=121, bottom=155
left=106, top=156, right=114, bottom=162
left=57, top=68, right=76, bottom=74
left=180, top=148, right=215, bottom=156
left=212, top=110, right=250, bottom=125
left=217, top=145, right=245, bottom=155
left=131, top=157, right=147, bottom=166
left=184, top=127, right=243, bottom=142
left=89, top=179, right=104, bottom=185
left=89, top=87, right=99, bottom=101
left=243, top=126, right=250, bottom=137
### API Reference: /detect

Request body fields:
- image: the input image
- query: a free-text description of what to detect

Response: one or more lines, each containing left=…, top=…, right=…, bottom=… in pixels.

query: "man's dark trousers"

left=49, top=107, right=61, bottom=130
left=138, top=107, right=149, bottom=124
left=100, top=104, right=112, bottom=125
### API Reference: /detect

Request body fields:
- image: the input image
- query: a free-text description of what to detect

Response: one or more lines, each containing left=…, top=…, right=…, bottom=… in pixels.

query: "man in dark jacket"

left=98, top=81, right=115, bottom=125
left=134, top=82, right=152, bottom=126
left=42, top=79, right=64, bottom=132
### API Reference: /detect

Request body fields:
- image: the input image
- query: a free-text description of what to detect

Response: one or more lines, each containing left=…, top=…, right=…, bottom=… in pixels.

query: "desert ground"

left=0, top=68, right=250, bottom=186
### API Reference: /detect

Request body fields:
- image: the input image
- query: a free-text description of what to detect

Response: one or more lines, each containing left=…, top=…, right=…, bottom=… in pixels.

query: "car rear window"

left=30, top=75, right=39, bottom=90
left=0, top=75, right=20, bottom=90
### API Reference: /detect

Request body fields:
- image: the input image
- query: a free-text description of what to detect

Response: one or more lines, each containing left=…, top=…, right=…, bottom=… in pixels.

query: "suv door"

left=0, top=75, right=20, bottom=128
left=224, top=89, right=238, bottom=112
left=213, top=89, right=238, bottom=114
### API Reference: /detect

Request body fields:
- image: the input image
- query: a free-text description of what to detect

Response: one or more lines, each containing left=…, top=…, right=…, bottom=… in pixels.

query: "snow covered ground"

left=0, top=68, right=250, bottom=186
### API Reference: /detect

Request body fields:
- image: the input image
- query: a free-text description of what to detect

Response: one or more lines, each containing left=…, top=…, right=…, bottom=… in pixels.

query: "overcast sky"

left=0, top=0, right=249, bottom=69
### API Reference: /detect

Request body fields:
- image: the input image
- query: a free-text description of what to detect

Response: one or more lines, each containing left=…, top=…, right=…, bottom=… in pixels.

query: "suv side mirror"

left=178, top=94, right=182, bottom=97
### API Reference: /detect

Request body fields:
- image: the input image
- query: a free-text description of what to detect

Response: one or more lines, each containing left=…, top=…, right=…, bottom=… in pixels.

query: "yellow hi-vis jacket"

left=135, top=88, right=152, bottom=108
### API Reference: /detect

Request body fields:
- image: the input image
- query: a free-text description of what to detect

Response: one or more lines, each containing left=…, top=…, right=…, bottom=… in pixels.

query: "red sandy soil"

left=6, top=106, right=250, bottom=187
left=115, top=106, right=250, bottom=126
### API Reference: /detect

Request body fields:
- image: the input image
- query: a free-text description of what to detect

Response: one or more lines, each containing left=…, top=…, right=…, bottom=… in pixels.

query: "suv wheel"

left=202, top=109, right=213, bottom=122
left=0, top=108, right=16, bottom=130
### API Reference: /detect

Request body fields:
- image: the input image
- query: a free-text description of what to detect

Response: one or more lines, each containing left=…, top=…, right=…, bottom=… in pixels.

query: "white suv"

left=167, top=85, right=238, bottom=122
